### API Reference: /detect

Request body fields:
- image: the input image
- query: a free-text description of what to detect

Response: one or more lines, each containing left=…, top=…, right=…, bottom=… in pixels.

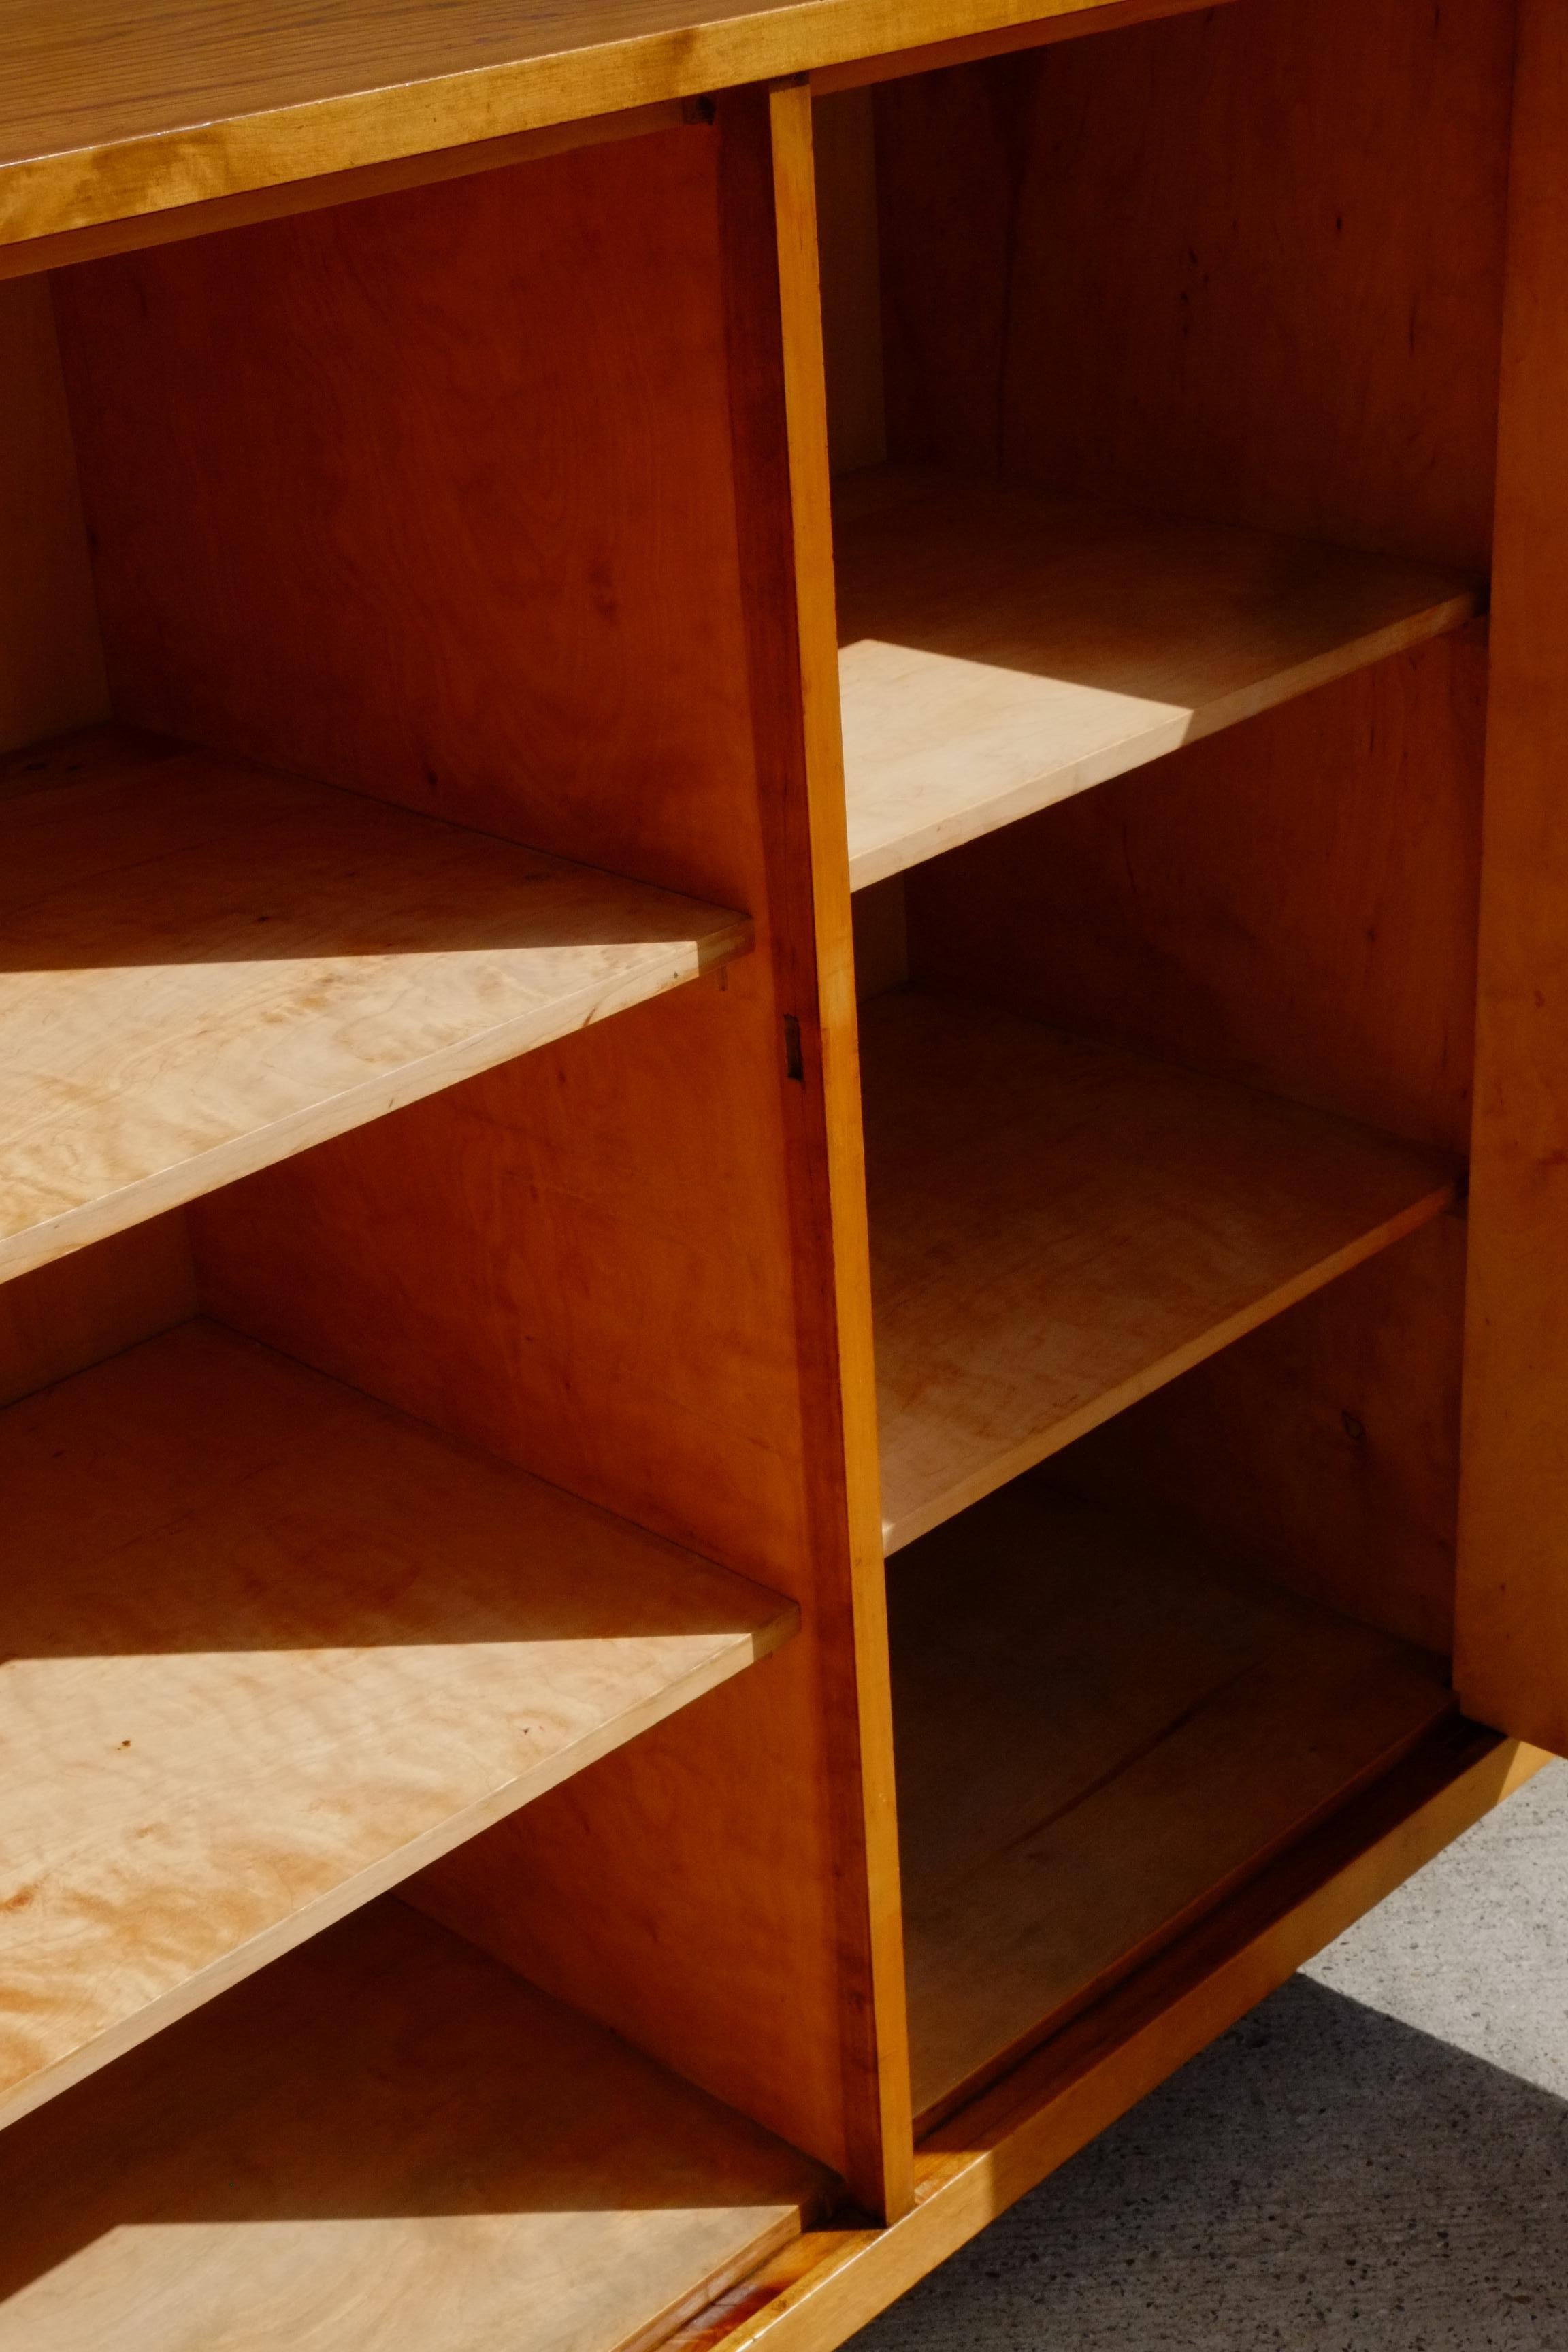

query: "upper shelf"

left=0, top=0, right=1131, bottom=259
left=0, top=728, right=748, bottom=1285
left=0, top=1317, right=796, bottom=2129
left=835, top=468, right=1482, bottom=892
left=0, top=1897, right=832, bottom=2352
left=866, top=989, right=1460, bottom=1554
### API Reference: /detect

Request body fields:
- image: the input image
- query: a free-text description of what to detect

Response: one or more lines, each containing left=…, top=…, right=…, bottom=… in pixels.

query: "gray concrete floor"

left=852, top=1762, right=1568, bottom=2350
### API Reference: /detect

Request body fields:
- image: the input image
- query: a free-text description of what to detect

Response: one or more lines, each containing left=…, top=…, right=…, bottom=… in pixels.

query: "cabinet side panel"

left=0, top=275, right=107, bottom=751
left=877, top=0, right=1514, bottom=566
left=1458, top=0, right=1568, bottom=1753
left=82, top=122, right=904, bottom=2205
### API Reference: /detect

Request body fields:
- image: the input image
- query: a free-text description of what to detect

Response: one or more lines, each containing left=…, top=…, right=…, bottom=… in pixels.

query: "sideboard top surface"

left=0, top=0, right=1126, bottom=252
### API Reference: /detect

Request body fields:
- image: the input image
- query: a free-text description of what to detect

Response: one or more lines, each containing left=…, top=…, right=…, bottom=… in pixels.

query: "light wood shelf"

left=0, top=1318, right=796, bottom=2132
left=0, top=727, right=750, bottom=1284
left=866, top=989, right=1460, bottom=1554
left=894, top=1479, right=1456, bottom=2129
left=835, top=467, right=1482, bottom=890
left=0, top=1896, right=833, bottom=2352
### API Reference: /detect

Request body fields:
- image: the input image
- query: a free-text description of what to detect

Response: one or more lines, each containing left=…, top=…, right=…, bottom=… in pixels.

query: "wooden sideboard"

left=2, top=0, right=1565, bottom=2344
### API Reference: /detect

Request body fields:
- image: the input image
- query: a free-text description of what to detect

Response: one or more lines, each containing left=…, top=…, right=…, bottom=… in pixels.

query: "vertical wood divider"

left=720, top=78, right=914, bottom=2215
left=1457, top=0, right=1568, bottom=1755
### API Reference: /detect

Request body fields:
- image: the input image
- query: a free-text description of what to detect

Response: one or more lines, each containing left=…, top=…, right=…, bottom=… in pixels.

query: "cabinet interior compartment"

left=0, top=1897, right=834, bottom=2352
left=0, top=90, right=908, bottom=2349
left=823, top=0, right=1509, bottom=2141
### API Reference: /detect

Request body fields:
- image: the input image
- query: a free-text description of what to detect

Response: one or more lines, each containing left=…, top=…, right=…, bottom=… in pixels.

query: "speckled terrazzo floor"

left=850, top=1761, right=1568, bottom=2351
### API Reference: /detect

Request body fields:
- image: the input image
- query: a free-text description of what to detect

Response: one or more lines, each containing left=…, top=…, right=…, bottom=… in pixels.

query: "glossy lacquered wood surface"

left=0, top=1319, right=794, bottom=2129
left=834, top=467, right=1479, bottom=889
left=892, top=1482, right=1454, bottom=2125
left=0, top=728, right=747, bottom=1283
left=0, top=1899, right=832, bottom=2352
left=865, top=988, right=1460, bottom=1554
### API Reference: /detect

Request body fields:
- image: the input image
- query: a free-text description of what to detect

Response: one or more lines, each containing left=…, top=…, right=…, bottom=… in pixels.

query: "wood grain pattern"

left=866, top=989, right=1460, bottom=1553
left=690, top=1729, right=1547, bottom=2352
left=133, top=115, right=905, bottom=2211
left=1457, top=0, right=1568, bottom=1757
left=835, top=467, right=1479, bottom=889
left=877, top=0, right=1514, bottom=569
left=3, top=0, right=1162, bottom=256
left=1048, top=1215, right=1469, bottom=1659
left=0, top=1899, right=832, bottom=2352
left=0, top=726, right=747, bottom=1283
left=0, top=1318, right=796, bottom=2129
left=893, top=1481, right=1453, bottom=2125
left=812, top=93, right=886, bottom=478
left=906, top=633, right=1488, bottom=1156
left=0, top=278, right=107, bottom=753
left=0, top=1213, right=195, bottom=1411
left=0, top=101, right=689, bottom=284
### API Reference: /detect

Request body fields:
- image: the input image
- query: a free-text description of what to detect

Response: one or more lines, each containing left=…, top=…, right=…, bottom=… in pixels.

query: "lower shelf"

left=0, top=1318, right=796, bottom=2129
left=892, top=1480, right=1455, bottom=2129
left=0, top=1898, right=833, bottom=2352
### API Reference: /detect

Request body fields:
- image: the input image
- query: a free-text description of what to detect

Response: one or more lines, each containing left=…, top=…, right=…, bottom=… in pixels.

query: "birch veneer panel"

left=866, top=990, right=1460, bottom=1553
left=834, top=468, right=1481, bottom=889
left=0, top=1899, right=832, bottom=2352
left=0, top=1318, right=796, bottom=2129
left=893, top=1481, right=1456, bottom=2127
left=0, top=728, right=749, bottom=1281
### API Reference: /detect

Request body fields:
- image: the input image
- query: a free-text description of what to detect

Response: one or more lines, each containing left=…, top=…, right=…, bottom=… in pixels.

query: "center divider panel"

left=49, top=101, right=911, bottom=2215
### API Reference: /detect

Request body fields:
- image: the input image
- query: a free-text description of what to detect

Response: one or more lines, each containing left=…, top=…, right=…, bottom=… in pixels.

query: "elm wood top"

left=0, top=1898, right=832, bottom=2352
left=865, top=990, right=1460, bottom=1554
left=0, top=728, right=749, bottom=1284
left=893, top=1482, right=1455, bottom=2127
left=0, top=0, right=1134, bottom=255
left=0, top=1318, right=796, bottom=2131
left=834, top=468, right=1481, bottom=890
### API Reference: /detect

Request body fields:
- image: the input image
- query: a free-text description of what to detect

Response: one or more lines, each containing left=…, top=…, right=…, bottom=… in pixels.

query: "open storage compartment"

left=813, top=0, right=1515, bottom=2149
left=3, top=0, right=1567, bottom=2340
left=1, top=86, right=911, bottom=2349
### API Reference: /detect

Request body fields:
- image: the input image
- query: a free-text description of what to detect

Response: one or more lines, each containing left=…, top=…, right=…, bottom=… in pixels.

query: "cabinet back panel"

left=907, top=635, right=1486, bottom=1156
left=1046, top=1215, right=1465, bottom=1658
left=57, top=115, right=905, bottom=2207
left=0, top=276, right=107, bottom=752
left=54, top=129, right=755, bottom=902
left=0, top=1214, right=195, bottom=1410
left=877, top=0, right=1515, bottom=568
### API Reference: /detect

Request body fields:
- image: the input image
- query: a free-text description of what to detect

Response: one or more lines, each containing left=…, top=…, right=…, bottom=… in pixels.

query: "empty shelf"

left=0, top=1897, right=832, bottom=2352
left=894, top=1482, right=1455, bottom=2128
left=0, top=727, right=750, bottom=1281
left=835, top=468, right=1481, bottom=890
left=0, top=1319, right=796, bottom=2128
left=866, top=990, right=1459, bottom=1553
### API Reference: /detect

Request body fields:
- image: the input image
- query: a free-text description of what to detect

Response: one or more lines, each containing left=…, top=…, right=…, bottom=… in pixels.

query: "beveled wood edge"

left=0, top=0, right=1210, bottom=268
left=679, top=1725, right=1550, bottom=2352
left=0, top=101, right=693, bottom=283
left=843, top=581, right=1484, bottom=896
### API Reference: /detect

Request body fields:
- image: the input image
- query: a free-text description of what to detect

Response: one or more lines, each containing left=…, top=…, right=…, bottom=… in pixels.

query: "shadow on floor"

left=854, top=1972, right=1568, bottom=2350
